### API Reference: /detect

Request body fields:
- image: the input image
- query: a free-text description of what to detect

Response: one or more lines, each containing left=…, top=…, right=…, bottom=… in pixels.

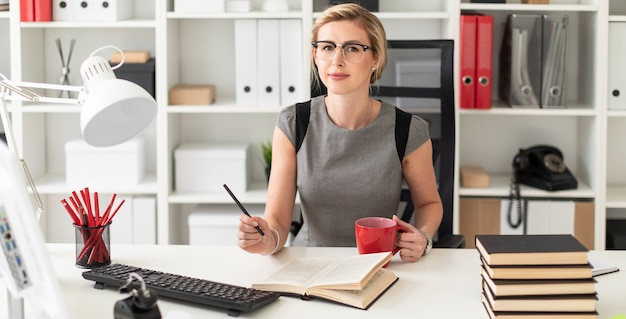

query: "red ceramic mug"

left=355, top=217, right=406, bottom=257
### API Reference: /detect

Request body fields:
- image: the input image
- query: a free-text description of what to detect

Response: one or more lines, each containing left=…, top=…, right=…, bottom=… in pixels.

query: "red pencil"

left=101, top=193, right=117, bottom=224
left=61, top=199, right=80, bottom=225
left=81, top=188, right=95, bottom=227
left=104, top=199, right=125, bottom=225
left=94, top=192, right=100, bottom=225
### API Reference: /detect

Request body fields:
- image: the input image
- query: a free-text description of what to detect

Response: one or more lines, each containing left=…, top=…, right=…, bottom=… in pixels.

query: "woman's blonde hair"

left=311, top=3, right=387, bottom=90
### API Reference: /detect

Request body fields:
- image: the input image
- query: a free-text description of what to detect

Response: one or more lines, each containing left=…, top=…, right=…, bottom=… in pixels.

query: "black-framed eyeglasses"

left=311, top=40, right=371, bottom=63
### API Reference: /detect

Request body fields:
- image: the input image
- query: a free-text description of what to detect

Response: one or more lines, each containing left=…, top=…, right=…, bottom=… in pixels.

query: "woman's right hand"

left=237, top=214, right=275, bottom=254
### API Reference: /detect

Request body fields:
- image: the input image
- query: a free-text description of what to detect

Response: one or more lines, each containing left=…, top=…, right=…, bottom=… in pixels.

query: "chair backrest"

left=371, top=39, right=461, bottom=247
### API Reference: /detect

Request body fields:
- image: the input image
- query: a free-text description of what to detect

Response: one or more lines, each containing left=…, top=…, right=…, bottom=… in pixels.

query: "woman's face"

left=314, top=20, right=377, bottom=95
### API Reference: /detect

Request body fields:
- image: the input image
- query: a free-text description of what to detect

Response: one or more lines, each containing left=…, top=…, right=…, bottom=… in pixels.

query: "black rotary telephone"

left=507, top=145, right=578, bottom=228
left=512, top=145, right=577, bottom=192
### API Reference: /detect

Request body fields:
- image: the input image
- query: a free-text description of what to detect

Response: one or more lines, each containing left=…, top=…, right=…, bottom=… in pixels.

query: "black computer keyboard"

left=82, top=263, right=280, bottom=316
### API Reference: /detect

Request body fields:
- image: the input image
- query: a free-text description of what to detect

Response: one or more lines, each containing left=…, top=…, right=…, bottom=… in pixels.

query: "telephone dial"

left=507, top=145, right=578, bottom=228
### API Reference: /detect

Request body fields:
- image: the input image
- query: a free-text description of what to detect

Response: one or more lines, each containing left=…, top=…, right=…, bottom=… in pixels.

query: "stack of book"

left=476, top=234, right=598, bottom=319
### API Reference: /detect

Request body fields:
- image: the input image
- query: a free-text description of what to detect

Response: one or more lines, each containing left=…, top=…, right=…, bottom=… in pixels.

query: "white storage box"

left=174, top=143, right=249, bottom=193
left=188, top=204, right=242, bottom=245
left=175, top=0, right=225, bottom=13
left=65, top=138, right=145, bottom=187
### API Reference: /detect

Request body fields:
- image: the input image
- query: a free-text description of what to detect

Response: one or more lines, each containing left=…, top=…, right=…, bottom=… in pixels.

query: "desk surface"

left=3, top=245, right=626, bottom=318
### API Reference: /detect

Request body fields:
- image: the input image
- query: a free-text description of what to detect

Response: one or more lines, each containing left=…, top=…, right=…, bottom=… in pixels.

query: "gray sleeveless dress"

left=277, top=95, right=430, bottom=247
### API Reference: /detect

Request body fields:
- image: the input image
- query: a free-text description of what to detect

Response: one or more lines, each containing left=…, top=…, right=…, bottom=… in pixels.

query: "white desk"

left=4, top=245, right=626, bottom=318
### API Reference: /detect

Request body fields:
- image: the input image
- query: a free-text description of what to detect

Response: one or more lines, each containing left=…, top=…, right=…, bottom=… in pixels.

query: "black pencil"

left=223, top=184, right=264, bottom=236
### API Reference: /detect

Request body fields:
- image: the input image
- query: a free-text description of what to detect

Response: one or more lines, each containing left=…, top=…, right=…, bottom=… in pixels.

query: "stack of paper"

left=476, top=234, right=598, bottom=319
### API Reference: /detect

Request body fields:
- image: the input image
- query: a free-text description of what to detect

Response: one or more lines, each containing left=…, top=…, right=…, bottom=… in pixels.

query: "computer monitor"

left=0, top=143, right=69, bottom=319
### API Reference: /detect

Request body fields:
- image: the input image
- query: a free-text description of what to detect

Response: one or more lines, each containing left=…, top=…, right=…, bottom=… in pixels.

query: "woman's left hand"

left=393, top=215, right=428, bottom=263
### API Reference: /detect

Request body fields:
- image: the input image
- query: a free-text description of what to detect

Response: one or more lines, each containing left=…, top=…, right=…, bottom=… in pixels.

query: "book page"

left=308, top=268, right=398, bottom=309
left=257, top=258, right=337, bottom=289
left=311, top=252, right=391, bottom=290
left=589, top=257, right=620, bottom=277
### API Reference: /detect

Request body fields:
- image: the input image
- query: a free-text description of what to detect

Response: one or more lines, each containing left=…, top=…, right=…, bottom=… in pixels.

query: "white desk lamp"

left=0, top=45, right=157, bottom=220
left=0, top=45, right=157, bottom=319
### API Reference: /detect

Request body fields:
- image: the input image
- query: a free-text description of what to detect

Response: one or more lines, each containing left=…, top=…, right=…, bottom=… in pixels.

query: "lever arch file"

left=609, top=23, right=626, bottom=110
left=72, top=0, right=95, bottom=21
left=499, top=14, right=542, bottom=108
left=476, top=15, right=494, bottom=109
left=541, top=14, right=568, bottom=108
left=257, top=19, right=281, bottom=107
left=499, top=14, right=568, bottom=109
left=279, top=19, right=303, bottom=107
left=53, top=0, right=73, bottom=21
left=235, top=19, right=259, bottom=107
left=460, top=15, right=477, bottom=109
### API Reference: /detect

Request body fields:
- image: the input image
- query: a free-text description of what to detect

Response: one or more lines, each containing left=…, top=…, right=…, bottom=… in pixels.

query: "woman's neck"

left=325, top=94, right=378, bottom=130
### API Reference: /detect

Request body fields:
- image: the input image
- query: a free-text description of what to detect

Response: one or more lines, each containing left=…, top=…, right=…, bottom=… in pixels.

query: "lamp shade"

left=79, top=56, right=157, bottom=147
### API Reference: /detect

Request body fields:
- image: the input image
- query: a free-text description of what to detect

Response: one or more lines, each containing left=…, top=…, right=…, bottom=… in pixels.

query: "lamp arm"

left=0, top=79, right=82, bottom=105
left=1, top=91, right=46, bottom=220
left=19, top=159, right=45, bottom=219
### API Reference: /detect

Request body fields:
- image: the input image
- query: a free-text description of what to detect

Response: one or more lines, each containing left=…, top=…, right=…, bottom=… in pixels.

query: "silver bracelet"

left=262, top=228, right=281, bottom=255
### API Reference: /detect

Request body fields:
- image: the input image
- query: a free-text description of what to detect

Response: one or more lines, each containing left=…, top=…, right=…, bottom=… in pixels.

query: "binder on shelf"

left=132, top=196, right=156, bottom=244
left=20, top=0, right=34, bottom=22
left=541, top=14, right=568, bottom=108
left=460, top=14, right=477, bottom=109
left=110, top=195, right=134, bottom=245
left=52, top=0, right=74, bottom=21
left=93, top=0, right=134, bottom=21
left=279, top=19, right=303, bottom=107
left=72, top=0, right=95, bottom=21
left=475, top=15, right=493, bottom=109
left=257, top=19, right=281, bottom=107
left=235, top=19, right=258, bottom=107
left=608, top=23, right=626, bottom=110
left=499, top=14, right=542, bottom=108
left=499, top=14, right=568, bottom=109
left=34, top=0, right=51, bottom=21
left=110, top=195, right=157, bottom=245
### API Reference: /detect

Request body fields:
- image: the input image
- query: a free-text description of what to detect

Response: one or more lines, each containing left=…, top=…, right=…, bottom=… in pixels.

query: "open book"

left=251, top=252, right=398, bottom=309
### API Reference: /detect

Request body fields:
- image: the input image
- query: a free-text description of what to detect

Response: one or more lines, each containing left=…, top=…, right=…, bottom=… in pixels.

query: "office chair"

left=373, top=39, right=464, bottom=249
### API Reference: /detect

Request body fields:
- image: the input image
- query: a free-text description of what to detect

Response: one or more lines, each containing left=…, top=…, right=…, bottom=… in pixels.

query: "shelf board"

left=167, top=11, right=305, bottom=19
left=20, top=20, right=157, bottom=28
left=609, top=15, right=626, bottom=22
left=169, top=182, right=268, bottom=204
left=311, top=11, right=450, bottom=20
left=33, top=173, right=158, bottom=194
left=459, top=174, right=594, bottom=199
left=167, top=105, right=282, bottom=114
left=460, top=3, right=597, bottom=12
left=606, top=186, right=626, bottom=209
left=169, top=182, right=301, bottom=204
left=20, top=104, right=81, bottom=113
left=459, top=105, right=597, bottom=117
left=607, top=110, right=626, bottom=117
left=374, top=12, right=450, bottom=20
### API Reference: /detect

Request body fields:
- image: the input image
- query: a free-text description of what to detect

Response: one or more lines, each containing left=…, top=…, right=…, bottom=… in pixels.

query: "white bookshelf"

left=605, top=0, right=626, bottom=244
left=458, top=0, right=607, bottom=249
left=2, top=0, right=617, bottom=249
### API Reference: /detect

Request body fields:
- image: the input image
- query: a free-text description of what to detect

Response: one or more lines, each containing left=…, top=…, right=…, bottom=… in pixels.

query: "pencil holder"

left=74, top=222, right=111, bottom=269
